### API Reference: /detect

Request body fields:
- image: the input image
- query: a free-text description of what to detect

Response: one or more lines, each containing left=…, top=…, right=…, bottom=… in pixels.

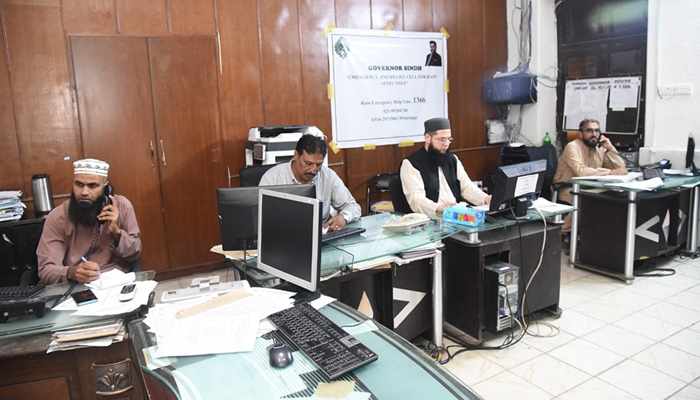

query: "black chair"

left=526, top=144, right=558, bottom=201
left=365, top=172, right=397, bottom=214
left=388, top=175, right=412, bottom=214
left=239, top=163, right=280, bottom=187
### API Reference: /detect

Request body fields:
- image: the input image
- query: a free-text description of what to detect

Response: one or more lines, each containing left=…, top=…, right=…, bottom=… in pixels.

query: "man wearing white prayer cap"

left=399, top=117, right=491, bottom=217
left=37, top=158, right=142, bottom=284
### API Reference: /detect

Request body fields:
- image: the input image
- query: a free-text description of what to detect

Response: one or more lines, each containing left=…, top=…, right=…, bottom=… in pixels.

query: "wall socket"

left=486, top=120, right=507, bottom=144
left=658, top=84, right=693, bottom=96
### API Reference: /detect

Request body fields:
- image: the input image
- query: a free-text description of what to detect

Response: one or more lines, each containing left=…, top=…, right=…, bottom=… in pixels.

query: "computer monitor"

left=216, top=184, right=316, bottom=251
left=685, top=134, right=699, bottom=175
left=489, top=159, right=547, bottom=219
left=257, top=189, right=322, bottom=302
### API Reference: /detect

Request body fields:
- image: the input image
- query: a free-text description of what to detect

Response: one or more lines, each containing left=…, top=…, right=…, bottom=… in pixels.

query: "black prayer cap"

left=424, top=117, right=451, bottom=134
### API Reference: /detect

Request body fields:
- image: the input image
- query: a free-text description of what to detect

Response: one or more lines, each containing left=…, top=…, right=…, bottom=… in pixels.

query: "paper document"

left=154, top=314, right=259, bottom=357
left=614, top=177, right=664, bottom=190
left=571, top=171, right=642, bottom=183
left=530, top=198, right=575, bottom=213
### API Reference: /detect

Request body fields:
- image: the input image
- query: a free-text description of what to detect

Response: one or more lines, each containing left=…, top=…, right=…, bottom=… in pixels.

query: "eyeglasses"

left=583, top=128, right=601, bottom=134
left=433, top=136, right=453, bottom=144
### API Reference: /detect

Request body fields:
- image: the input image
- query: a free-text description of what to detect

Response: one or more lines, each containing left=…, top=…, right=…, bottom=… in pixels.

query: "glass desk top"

left=569, top=174, right=700, bottom=191
left=0, top=270, right=155, bottom=339
left=128, top=300, right=483, bottom=400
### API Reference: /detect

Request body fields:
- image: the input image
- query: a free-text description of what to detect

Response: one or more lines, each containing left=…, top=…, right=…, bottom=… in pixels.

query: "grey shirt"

left=259, top=160, right=361, bottom=224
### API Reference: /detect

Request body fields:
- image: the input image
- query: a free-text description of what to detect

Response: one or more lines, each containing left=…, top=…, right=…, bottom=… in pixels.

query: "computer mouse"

left=268, top=343, right=294, bottom=368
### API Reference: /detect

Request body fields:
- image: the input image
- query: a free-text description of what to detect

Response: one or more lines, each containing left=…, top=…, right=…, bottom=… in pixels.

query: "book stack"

left=48, top=318, right=126, bottom=353
left=0, top=191, right=25, bottom=222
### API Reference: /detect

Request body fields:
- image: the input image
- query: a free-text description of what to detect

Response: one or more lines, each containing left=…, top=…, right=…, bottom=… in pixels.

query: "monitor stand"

left=692, top=162, right=700, bottom=176
left=503, top=197, right=532, bottom=220
left=274, top=281, right=321, bottom=305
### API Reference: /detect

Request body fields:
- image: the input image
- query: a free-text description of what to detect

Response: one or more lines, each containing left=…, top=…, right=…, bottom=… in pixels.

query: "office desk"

left=128, top=301, right=484, bottom=400
left=570, top=176, right=700, bottom=282
left=0, top=271, right=155, bottom=399
left=443, top=215, right=563, bottom=342
left=228, top=213, right=461, bottom=347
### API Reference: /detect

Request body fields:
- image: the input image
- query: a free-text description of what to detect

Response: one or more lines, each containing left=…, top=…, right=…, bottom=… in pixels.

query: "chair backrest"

left=388, top=175, right=413, bottom=214
left=239, top=163, right=280, bottom=187
left=366, top=172, right=397, bottom=212
left=526, top=144, right=558, bottom=201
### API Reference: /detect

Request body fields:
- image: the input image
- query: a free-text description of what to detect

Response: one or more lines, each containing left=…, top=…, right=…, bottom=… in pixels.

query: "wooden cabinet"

left=71, top=36, right=225, bottom=275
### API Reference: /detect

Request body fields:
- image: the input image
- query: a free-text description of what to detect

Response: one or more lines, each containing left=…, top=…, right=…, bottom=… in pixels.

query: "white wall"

left=508, top=0, right=700, bottom=168
left=641, top=0, right=700, bottom=167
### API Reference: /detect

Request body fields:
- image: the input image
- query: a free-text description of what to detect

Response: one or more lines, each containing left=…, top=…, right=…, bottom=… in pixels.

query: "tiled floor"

left=152, top=251, right=700, bottom=400
left=442, top=250, right=700, bottom=400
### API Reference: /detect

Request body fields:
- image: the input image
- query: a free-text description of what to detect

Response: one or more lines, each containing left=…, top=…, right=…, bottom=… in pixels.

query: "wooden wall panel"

left=218, top=1, right=265, bottom=180
left=456, top=1, right=487, bottom=149
left=169, top=0, right=216, bottom=35
left=335, top=1, right=371, bottom=29
left=4, top=0, right=79, bottom=198
left=370, top=0, right=404, bottom=30
left=116, top=0, right=168, bottom=36
left=0, top=25, right=22, bottom=192
left=403, top=0, right=432, bottom=32
left=62, top=0, right=117, bottom=35
left=259, top=0, right=305, bottom=124
left=149, top=37, right=224, bottom=269
left=71, top=36, right=170, bottom=273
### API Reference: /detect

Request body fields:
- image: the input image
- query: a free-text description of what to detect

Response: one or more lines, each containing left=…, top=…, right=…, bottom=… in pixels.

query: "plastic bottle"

left=543, top=132, right=551, bottom=145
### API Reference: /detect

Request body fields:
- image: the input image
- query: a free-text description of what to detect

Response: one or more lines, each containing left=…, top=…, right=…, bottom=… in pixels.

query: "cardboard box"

left=443, top=203, right=485, bottom=226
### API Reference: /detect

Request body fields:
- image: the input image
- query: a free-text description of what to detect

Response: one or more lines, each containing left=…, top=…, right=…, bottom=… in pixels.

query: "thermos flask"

left=31, top=174, right=54, bottom=215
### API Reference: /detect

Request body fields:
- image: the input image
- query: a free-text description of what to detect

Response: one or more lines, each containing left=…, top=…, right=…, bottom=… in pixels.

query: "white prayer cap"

left=73, top=158, right=109, bottom=177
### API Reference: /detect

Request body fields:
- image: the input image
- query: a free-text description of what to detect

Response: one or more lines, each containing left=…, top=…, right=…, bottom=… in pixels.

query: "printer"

left=245, top=125, right=325, bottom=166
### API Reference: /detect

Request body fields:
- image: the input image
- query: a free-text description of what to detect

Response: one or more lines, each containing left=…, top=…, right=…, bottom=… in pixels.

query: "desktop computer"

left=483, top=261, right=519, bottom=333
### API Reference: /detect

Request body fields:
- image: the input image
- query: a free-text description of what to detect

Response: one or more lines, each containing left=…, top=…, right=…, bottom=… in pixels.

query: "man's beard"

left=583, top=137, right=599, bottom=149
left=427, top=143, right=450, bottom=166
left=68, top=192, right=104, bottom=227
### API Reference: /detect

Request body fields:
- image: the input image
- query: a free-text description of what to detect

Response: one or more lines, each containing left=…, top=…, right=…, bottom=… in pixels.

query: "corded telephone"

left=99, top=185, right=114, bottom=225
left=382, top=213, right=430, bottom=234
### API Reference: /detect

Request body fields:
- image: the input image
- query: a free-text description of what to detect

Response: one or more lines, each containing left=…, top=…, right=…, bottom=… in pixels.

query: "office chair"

left=388, top=175, right=413, bottom=214
left=365, top=172, right=397, bottom=214
left=526, top=144, right=558, bottom=201
left=239, top=163, right=280, bottom=187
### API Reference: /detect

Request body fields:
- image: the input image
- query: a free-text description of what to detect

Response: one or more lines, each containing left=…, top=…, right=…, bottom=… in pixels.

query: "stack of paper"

left=48, top=318, right=126, bottom=353
left=0, top=191, right=25, bottom=222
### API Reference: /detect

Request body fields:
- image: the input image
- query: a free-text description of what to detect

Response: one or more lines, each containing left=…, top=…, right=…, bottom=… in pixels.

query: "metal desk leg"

left=686, top=186, right=700, bottom=253
left=624, top=191, right=637, bottom=281
left=432, top=248, right=443, bottom=348
left=570, top=183, right=580, bottom=263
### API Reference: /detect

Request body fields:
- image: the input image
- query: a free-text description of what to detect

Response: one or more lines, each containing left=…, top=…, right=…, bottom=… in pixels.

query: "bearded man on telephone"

left=37, top=158, right=142, bottom=284
left=553, top=118, right=628, bottom=243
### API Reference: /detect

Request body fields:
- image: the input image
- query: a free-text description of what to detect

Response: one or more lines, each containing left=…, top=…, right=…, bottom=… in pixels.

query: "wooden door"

left=149, top=37, right=225, bottom=270
left=71, top=37, right=169, bottom=273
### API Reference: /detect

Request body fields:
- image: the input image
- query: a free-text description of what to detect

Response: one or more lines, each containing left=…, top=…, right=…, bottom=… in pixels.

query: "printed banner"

left=328, top=28, right=448, bottom=148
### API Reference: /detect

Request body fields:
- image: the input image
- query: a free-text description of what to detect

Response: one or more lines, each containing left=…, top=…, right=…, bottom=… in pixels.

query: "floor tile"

left=598, top=359, right=686, bottom=400
left=614, top=311, right=685, bottom=342
left=668, top=384, right=700, bottom=400
left=598, top=287, right=660, bottom=312
left=626, top=279, right=683, bottom=300
left=474, top=341, right=543, bottom=370
left=665, top=289, right=700, bottom=310
left=557, top=377, right=641, bottom=400
left=558, top=286, right=595, bottom=309
left=663, top=327, right=700, bottom=358
left=582, top=324, right=655, bottom=358
left=549, top=338, right=626, bottom=375
left=470, top=370, right=553, bottom=400
left=632, top=343, right=700, bottom=383
left=521, top=326, right=576, bottom=353
left=442, top=351, right=504, bottom=386
left=572, top=296, right=636, bottom=323
left=563, top=276, right=620, bottom=298
left=641, top=300, right=700, bottom=328
left=553, top=309, right=607, bottom=338
left=510, top=354, right=591, bottom=396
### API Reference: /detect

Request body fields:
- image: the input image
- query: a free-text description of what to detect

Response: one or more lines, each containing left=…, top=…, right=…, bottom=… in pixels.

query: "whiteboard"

left=563, top=76, right=641, bottom=135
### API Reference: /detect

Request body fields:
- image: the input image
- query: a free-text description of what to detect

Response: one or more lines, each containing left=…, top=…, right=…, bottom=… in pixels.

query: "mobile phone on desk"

left=118, top=284, right=137, bottom=302
left=71, top=289, right=98, bottom=306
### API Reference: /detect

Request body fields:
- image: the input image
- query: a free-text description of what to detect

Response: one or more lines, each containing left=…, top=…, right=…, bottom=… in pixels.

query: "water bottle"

left=31, top=174, right=54, bottom=215
left=543, top=132, right=552, bottom=145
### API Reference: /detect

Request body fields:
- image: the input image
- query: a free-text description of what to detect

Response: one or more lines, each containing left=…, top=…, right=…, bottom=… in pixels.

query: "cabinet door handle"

left=149, top=140, right=155, bottom=166
left=160, top=140, right=167, bottom=166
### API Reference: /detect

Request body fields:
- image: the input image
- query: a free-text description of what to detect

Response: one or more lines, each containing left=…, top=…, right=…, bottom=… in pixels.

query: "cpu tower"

left=483, top=261, right=519, bottom=333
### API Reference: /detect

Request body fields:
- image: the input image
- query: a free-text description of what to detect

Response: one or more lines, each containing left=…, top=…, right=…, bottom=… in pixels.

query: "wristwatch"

left=341, top=212, right=351, bottom=223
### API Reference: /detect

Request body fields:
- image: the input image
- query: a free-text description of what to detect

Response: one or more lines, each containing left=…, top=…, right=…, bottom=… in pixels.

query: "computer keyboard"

left=322, top=227, right=366, bottom=244
left=267, top=303, right=378, bottom=379
left=642, top=168, right=665, bottom=180
left=0, top=284, right=45, bottom=300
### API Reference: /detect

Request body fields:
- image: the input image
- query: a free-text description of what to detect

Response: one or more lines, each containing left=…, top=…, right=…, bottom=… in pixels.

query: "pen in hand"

left=81, top=256, right=100, bottom=279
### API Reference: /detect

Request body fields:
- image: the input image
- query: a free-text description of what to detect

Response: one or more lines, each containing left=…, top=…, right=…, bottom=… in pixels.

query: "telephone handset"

left=99, top=185, right=114, bottom=225
left=103, top=185, right=114, bottom=205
